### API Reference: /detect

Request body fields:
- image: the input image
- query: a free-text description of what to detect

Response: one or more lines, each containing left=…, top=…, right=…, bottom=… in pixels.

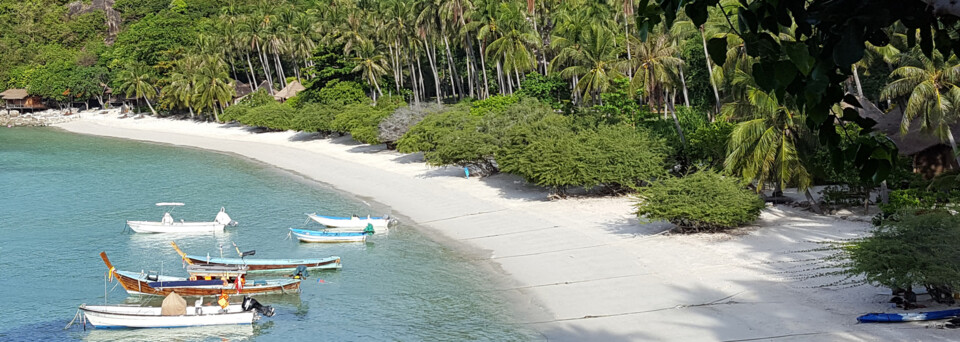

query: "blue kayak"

left=857, top=308, right=960, bottom=323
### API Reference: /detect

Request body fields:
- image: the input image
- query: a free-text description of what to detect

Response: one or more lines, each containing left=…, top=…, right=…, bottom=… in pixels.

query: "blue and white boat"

left=171, top=242, right=341, bottom=272
left=306, top=214, right=392, bottom=228
left=857, top=308, right=960, bottom=323
left=290, top=228, right=372, bottom=243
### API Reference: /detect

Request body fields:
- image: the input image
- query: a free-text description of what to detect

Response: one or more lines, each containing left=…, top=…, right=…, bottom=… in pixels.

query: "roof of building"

left=1, top=89, right=28, bottom=100
left=856, top=96, right=960, bottom=155
left=273, top=80, right=305, bottom=100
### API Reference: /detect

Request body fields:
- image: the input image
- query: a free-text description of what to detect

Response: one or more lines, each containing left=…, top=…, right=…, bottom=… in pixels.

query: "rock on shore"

left=0, top=109, right=88, bottom=127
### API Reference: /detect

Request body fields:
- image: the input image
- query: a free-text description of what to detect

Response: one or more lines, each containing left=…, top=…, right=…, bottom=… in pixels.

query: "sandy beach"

left=54, top=111, right=956, bottom=341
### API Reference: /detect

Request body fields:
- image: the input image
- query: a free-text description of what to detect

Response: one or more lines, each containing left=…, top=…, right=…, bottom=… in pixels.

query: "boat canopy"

left=156, top=202, right=186, bottom=206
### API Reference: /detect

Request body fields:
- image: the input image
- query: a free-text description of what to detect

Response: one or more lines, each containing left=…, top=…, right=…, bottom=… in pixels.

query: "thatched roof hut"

left=857, top=97, right=959, bottom=178
left=2, top=89, right=46, bottom=112
left=273, top=80, right=305, bottom=102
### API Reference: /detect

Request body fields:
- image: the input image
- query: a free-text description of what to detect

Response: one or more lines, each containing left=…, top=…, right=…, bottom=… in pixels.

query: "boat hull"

left=81, top=304, right=255, bottom=328
left=307, top=214, right=390, bottom=228
left=185, top=255, right=342, bottom=272
left=290, top=229, right=367, bottom=243
left=857, top=309, right=960, bottom=323
left=127, top=221, right=225, bottom=234
left=114, top=271, right=300, bottom=297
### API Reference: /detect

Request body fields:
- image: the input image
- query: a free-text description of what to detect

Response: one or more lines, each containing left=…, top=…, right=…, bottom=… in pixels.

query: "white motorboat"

left=306, top=213, right=392, bottom=229
left=127, top=203, right=237, bottom=234
left=79, top=297, right=274, bottom=328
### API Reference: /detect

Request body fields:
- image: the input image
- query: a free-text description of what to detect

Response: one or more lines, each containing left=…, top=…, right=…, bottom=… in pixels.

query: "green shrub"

left=316, top=79, right=368, bottom=106
left=397, top=106, right=478, bottom=154
left=876, top=189, right=960, bottom=224
left=327, top=98, right=405, bottom=144
left=238, top=102, right=296, bottom=130
left=685, top=121, right=733, bottom=170
left=844, top=211, right=960, bottom=297
left=499, top=120, right=668, bottom=195
left=635, top=171, right=764, bottom=232
left=291, top=102, right=338, bottom=133
left=470, top=94, right=518, bottom=116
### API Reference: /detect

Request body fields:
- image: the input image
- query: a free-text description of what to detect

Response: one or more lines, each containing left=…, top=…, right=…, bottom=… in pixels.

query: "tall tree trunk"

left=667, top=90, right=685, bottom=146
left=464, top=38, right=476, bottom=98
left=245, top=53, right=259, bottom=90
left=188, top=105, right=194, bottom=119
left=416, top=53, right=427, bottom=101
left=479, top=39, right=490, bottom=98
left=804, top=188, right=824, bottom=214
left=388, top=43, right=400, bottom=92
left=273, top=52, right=287, bottom=89
left=624, top=15, right=633, bottom=81
left=496, top=59, right=505, bottom=95
left=679, top=65, right=690, bottom=107
left=408, top=50, right=420, bottom=104
left=423, top=39, right=442, bottom=104
left=947, top=127, right=960, bottom=167
left=852, top=64, right=864, bottom=98
left=700, top=27, right=720, bottom=119
left=256, top=42, right=274, bottom=94
left=515, top=67, right=522, bottom=89
left=144, top=97, right=157, bottom=116
left=442, top=35, right=459, bottom=98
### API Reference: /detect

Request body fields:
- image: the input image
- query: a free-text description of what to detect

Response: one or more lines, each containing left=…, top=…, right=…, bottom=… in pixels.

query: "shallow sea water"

left=0, top=127, right=536, bottom=341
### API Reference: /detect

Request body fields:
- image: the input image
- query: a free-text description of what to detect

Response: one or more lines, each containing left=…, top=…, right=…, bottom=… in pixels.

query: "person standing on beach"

left=464, top=166, right=470, bottom=179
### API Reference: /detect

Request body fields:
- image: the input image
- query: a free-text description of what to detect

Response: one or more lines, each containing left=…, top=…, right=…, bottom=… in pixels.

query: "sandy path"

left=54, top=112, right=955, bottom=341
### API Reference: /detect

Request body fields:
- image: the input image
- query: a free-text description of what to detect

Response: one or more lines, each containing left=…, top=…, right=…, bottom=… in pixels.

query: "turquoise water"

left=0, top=128, right=535, bottom=341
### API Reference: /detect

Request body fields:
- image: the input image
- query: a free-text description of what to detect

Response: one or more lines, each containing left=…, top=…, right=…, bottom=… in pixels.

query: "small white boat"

left=290, top=228, right=370, bottom=243
left=79, top=297, right=274, bottom=328
left=306, top=213, right=392, bottom=228
left=127, top=203, right=237, bottom=234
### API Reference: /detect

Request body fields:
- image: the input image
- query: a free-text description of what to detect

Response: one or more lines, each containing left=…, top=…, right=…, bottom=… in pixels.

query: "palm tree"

left=630, top=33, right=683, bottom=110
left=116, top=64, right=159, bottom=116
left=486, top=2, right=541, bottom=92
left=352, top=41, right=389, bottom=102
left=193, top=56, right=235, bottom=122
left=161, top=56, right=201, bottom=118
left=552, top=24, right=624, bottom=104
left=724, top=87, right=822, bottom=213
left=881, top=50, right=960, bottom=166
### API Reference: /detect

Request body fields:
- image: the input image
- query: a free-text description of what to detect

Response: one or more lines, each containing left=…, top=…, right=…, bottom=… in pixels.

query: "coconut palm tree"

left=161, top=56, right=201, bottom=118
left=552, top=24, right=625, bottom=104
left=116, top=64, right=159, bottom=116
left=193, top=57, right=235, bottom=122
left=486, top=2, right=541, bottom=92
left=881, top=50, right=960, bottom=166
left=630, top=33, right=683, bottom=110
left=724, top=86, right=822, bottom=213
left=352, top=41, right=389, bottom=102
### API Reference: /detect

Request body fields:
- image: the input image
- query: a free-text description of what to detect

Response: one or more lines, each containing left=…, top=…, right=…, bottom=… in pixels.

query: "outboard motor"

left=242, top=296, right=275, bottom=317
left=215, top=207, right=238, bottom=226
left=291, top=265, right=309, bottom=279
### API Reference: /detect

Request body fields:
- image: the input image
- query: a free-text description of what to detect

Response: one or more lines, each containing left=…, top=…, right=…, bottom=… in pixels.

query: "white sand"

left=55, top=111, right=954, bottom=341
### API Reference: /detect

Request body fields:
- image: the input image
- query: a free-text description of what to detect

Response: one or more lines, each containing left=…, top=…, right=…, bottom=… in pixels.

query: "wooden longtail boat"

left=290, top=228, right=371, bottom=243
left=170, top=242, right=342, bottom=272
left=100, top=252, right=300, bottom=297
left=306, top=213, right=393, bottom=228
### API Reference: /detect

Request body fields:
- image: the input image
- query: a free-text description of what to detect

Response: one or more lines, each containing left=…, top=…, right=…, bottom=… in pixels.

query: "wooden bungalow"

left=2, top=89, right=46, bottom=113
left=858, top=97, right=959, bottom=179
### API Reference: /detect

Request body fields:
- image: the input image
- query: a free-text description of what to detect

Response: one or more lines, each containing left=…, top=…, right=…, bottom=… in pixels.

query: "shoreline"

left=52, top=111, right=952, bottom=341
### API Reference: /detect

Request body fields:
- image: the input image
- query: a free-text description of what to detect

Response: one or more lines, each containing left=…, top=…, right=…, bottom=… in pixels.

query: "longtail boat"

left=100, top=252, right=300, bottom=297
left=306, top=213, right=393, bottom=228
left=290, top=228, right=371, bottom=243
left=171, top=241, right=342, bottom=272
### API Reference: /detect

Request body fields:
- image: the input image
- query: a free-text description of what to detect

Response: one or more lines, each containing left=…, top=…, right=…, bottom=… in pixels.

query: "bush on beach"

left=843, top=210, right=960, bottom=303
left=635, top=171, right=764, bottom=232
